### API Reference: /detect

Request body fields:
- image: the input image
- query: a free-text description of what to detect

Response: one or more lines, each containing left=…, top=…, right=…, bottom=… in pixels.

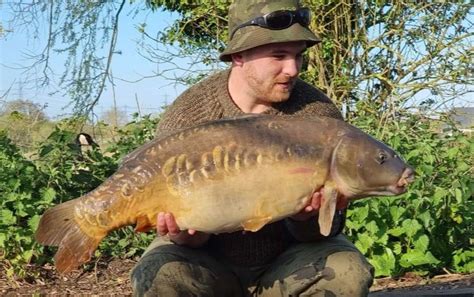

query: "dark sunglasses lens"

left=297, top=8, right=311, bottom=26
left=266, top=11, right=293, bottom=29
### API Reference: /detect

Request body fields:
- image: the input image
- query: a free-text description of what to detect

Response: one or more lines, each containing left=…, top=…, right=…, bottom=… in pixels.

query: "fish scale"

left=35, top=115, right=414, bottom=273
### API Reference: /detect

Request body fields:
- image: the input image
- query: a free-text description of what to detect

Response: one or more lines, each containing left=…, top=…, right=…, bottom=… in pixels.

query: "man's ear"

left=231, top=52, right=244, bottom=66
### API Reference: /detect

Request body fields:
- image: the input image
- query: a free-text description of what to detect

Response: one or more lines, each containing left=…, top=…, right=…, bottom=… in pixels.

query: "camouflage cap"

left=219, top=0, right=320, bottom=62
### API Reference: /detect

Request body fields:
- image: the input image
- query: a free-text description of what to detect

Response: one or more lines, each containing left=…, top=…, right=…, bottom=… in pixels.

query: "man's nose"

left=283, top=58, right=300, bottom=77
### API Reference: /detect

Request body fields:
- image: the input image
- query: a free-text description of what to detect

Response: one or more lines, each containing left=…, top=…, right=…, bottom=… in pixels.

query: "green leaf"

left=370, top=248, right=396, bottom=277
left=433, top=187, right=448, bottom=204
left=22, top=250, right=33, bottom=262
left=393, top=242, right=402, bottom=255
left=400, top=250, right=440, bottom=267
left=402, top=219, right=422, bottom=238
left=355, top=233, right=374, bottom=254
left=366, top=220, right=379, bottom=235
left=351, top=205, right=369, bottom=224
left=454, top=188, right=463, bottom=204
left=413, top=234, right=430, bottom=253
left=388, top=226, right=405, bottom=236
left=28, top=215, right=41, bottom=231
left=418, top=211, right=432, bottom=228
left=0, top=209, right=16, bottom=225
left=389, top=206, right=405, bottom=222
left=42, top=188, right=56, bottom=204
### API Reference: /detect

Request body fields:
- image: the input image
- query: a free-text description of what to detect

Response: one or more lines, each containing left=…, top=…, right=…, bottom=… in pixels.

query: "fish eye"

left=377, top=152, right=387, bottom=164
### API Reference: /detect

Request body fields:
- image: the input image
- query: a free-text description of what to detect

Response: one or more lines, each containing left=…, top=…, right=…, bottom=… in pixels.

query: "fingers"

left=156, top=212, right=168, bottom=236
left=156, top=212, right=181, bottom=236
left=165, top=212, right=181, bottom=236
left=304, top=191, right=322, bottom=212
left=157, top=212, right=197, bottom=236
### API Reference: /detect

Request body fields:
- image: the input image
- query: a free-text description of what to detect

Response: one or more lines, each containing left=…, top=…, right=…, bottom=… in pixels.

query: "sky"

left=0, top=2, right=204, bottom=120
left=1, top=3, right=472, bottom=121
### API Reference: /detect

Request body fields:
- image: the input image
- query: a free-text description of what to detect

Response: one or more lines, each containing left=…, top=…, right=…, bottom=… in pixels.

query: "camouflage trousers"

left=130, top=234, right=374, bottom=297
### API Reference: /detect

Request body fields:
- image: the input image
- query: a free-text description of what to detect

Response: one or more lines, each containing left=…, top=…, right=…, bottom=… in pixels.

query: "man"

left=131, top=0, right=374, bottom=296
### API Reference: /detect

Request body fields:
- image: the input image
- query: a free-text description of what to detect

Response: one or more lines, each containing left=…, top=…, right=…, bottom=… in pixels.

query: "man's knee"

left=131, top=245, right=242, bottom=297
left=131, top=248, right=185, bottom=296
left=314, top=250, right=374, bottom=296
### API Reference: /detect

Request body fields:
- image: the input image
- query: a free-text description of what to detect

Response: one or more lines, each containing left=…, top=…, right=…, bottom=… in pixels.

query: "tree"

left=0, top=99, right=51, bottom=150
left=100, top=106, right=129, bottom=127
left=146, top=1, right=473, bottom=119
left=6, top=1, right=472, bottom=119
left=1, top=99, right=48, bottom=121
left=6, top=0, right=127, bottom=115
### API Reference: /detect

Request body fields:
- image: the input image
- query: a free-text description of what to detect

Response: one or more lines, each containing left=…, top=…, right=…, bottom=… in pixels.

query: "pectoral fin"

left=242, top=216, right=272, bottom=232
left=318, top=186, right=338, bottom=236
left=135, top=215, right=153, bottom=233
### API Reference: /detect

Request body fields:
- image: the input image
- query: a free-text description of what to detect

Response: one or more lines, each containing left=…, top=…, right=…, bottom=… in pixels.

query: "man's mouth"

left=276, top=81, right=293, bottom=89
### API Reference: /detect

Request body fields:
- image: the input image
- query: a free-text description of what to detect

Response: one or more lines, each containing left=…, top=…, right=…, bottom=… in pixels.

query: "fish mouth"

left=389, top=167, right=415, bottom=194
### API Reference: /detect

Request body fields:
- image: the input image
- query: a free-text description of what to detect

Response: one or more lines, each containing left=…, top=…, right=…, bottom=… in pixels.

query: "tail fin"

left=35, top=199, right=104, bottom=273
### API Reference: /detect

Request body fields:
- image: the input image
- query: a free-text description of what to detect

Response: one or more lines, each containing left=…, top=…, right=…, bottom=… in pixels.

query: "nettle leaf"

left=402, top=219, right=422, bottom=238
left=370, top=248, right=396, bottom=277
left=393, top=242, right=402, bottom=255
left=389, top=206, right=406, bottom=223
left=388, top=226, right=405, bottom=236
left=400, top=250, right=440, bottom=267
left=418, top=211, right=432, bottom=229
left=41, top=188, right=57, bottom=204
left=355, top=232, right=374, bottom=254
left=28, top=215, right=41, bottom=231
left=453, top=249, right=474, bottom=272
left=0, top=209, right=16, bottom=225
left=351, top=204, right=369, bottom=223
left=413, top=234, right=430, bottom=253
left=366, top=220, right=379, bottom=235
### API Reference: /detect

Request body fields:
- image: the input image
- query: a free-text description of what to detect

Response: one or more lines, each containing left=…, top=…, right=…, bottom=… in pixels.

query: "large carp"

left=36, top=115, right=414, bottom=273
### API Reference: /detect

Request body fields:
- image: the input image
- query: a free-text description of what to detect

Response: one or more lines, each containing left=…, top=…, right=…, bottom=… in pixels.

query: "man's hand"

left=157, top=212, right=210, bottom=247
left=290, top=188, right=349, bottom=221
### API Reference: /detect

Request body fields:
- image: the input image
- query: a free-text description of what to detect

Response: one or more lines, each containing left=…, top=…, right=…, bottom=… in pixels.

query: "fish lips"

left=388, top=167, right=415, bottom=195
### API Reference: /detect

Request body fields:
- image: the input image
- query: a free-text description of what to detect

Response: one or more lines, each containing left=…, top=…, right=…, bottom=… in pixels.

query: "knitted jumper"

left=156, top=69, right=346, bottom=266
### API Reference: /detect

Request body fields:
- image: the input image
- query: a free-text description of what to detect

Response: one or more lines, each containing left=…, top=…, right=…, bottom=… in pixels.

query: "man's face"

left=239, top=41, right=306, bottom=103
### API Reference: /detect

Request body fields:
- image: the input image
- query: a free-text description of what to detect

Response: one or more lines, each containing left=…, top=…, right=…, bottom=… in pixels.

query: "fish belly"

left=171, top=163, right=319, bottom=233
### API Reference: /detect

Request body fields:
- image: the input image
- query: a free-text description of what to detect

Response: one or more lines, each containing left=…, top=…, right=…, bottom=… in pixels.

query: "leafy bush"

left=0, top=114, right=159, bottom=278
left=1, top=111, right=472, bottom=279
left=0, top=131, right=48, bottom=278
left=346, top=107, right=473, bottom=276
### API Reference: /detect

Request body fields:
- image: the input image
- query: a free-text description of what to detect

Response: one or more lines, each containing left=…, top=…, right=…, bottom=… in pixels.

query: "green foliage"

left=1, top=109, right=472, bottom=279
left=0, top=130, right=48, bottom=278
left=346, top=105, right=473, bottom=277
left=0, top=115, right=159, bottom=278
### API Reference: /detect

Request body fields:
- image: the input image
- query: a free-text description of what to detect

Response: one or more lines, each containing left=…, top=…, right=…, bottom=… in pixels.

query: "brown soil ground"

left=1, top=259, right=472, bottom=296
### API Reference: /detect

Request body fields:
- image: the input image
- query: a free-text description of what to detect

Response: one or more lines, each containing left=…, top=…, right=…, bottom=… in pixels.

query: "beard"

left=245, top=66, right=295, bottom=103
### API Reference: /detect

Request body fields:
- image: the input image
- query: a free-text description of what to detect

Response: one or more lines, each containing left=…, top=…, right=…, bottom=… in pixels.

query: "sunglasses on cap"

left=230, top=7, right=311, bottom=40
